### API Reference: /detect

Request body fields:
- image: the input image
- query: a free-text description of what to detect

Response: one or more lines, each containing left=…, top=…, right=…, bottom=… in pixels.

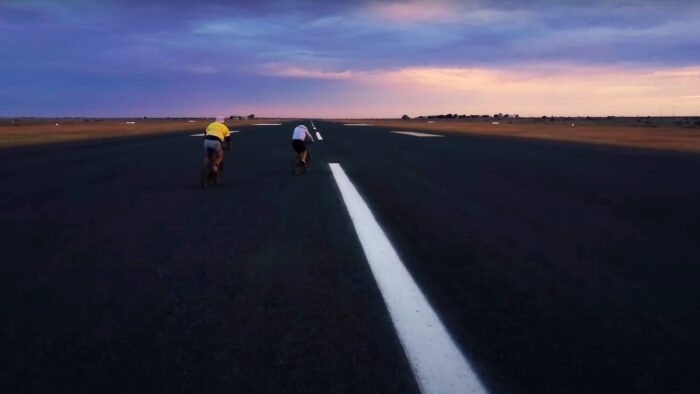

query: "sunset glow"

left=2, top=0, right=699, bottom=117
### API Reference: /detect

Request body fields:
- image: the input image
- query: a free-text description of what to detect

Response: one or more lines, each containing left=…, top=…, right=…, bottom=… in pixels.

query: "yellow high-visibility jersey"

left=205, top=122, right=230, bottom=141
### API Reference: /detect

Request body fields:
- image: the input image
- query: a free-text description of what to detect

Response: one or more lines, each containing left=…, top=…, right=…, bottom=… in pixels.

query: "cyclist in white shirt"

left=291, top=124, right=315, bottom=166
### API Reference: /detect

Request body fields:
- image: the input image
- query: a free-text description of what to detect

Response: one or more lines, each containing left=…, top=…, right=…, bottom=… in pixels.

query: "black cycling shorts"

left=292, top=139, right=306, bottom=153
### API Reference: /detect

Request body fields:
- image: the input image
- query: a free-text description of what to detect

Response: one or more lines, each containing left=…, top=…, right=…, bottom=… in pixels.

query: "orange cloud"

left=358, top=65, right=700, bottom=116
left=257, top=64, right=700, bottom=117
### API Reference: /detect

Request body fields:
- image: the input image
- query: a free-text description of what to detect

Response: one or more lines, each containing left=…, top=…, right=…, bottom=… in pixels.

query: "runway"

left=1, top=121, right=699, bottom=393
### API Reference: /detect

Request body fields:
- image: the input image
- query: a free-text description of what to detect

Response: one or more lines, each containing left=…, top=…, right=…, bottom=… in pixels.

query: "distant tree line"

left=400, top=114, right=700, bottom=127
left=401, top=113, right=520, bottom=120
left=227, top=114, right=256, bottom=120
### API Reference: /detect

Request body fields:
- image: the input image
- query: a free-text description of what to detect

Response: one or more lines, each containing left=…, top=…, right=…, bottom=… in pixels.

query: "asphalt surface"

left=1, top=121, right=699, bottom=393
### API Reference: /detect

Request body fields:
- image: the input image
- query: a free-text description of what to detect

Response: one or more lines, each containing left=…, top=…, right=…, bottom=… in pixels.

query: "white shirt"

left=292, top=125, right=314, bottom=142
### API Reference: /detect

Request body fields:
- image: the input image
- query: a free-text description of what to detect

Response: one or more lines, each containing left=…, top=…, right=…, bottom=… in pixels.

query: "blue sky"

left=1, top=0, right=699, bottom=117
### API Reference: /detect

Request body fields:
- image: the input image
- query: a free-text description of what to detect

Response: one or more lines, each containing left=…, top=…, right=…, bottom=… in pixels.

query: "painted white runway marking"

left=316, top=132, right=323, bottom=141
left=343, top=124, right=372, bottom=126
left=329, top=163, right=487, bottom=394
left=253, top=123, right=282, bottom=126
left=190, top=131, right=239, bottom=137
left=391, top=131, right=444, bottom=138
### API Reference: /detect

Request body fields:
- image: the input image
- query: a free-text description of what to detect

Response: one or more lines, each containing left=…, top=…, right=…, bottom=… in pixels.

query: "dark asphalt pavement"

left=1, top=122, right=699, bottom=393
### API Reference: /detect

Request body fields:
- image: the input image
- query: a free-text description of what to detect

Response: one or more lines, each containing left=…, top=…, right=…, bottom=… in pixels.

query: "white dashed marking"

left=190, top=130, right=239, bottom=137
left=390, top=131, right=444, bottom=138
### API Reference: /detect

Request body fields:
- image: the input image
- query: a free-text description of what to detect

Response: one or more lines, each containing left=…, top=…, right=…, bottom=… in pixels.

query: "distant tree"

left=401, top=114, right=411, bottom=120
left=503, top=114, right=510, bottom=119
left=481, top=115, right=490, bottom=118
left=248, top=114, right=256, bottom=119
left=514, top=114, right=520, bottom=119
left=229, top=115, right=235, bottom=120
left=458, top=114, right=467, bottom=119
left=143, top=116, right=148, bottom=120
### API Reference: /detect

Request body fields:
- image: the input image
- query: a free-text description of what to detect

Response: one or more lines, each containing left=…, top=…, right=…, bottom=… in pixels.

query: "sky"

left=1, top=0, right=699, bottom=117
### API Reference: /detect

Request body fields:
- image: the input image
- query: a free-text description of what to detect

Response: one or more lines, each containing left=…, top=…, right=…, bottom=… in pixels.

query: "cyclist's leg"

left=203, top=141, right=213, bottom=165
left=213, top=140, right=224, bottom=167
left=203, top=139, right=223, bottom=167
left=292, top=140, right=304, bottom=164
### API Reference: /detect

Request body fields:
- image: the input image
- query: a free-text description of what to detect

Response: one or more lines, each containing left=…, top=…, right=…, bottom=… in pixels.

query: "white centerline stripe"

left=316, top=132, right=323, bottom=141
left=253, top=123, right=282, bottom=126
left=391, top=131, right=444, bottom=138
left=329, top=163, right=486, bottom=394
left=343, top=124, right=372, bottom=126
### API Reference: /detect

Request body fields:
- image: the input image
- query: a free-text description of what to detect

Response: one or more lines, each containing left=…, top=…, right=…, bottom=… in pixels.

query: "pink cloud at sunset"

left=257, top=64, right=700, bottom=117
left=365, top=1, right=460, bottom=23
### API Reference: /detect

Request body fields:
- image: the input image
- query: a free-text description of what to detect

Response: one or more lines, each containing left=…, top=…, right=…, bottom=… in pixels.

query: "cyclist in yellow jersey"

left=203, top=116, right=231, bottom=170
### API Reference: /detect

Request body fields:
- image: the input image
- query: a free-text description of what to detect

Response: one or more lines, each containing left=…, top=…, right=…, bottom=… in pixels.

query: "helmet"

left=216, top=116, right=225, bottom=123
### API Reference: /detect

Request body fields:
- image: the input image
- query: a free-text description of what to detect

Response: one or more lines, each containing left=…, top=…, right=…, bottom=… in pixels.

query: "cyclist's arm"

left=305, top=129, right=315, bottom=143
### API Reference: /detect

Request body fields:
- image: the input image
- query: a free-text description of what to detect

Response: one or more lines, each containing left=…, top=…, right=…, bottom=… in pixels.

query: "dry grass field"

left=339, top=118, right=700, bottom=153
left=0, top=118, right=274, bottom=147
left=4, top=117, right=700, bottom=153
